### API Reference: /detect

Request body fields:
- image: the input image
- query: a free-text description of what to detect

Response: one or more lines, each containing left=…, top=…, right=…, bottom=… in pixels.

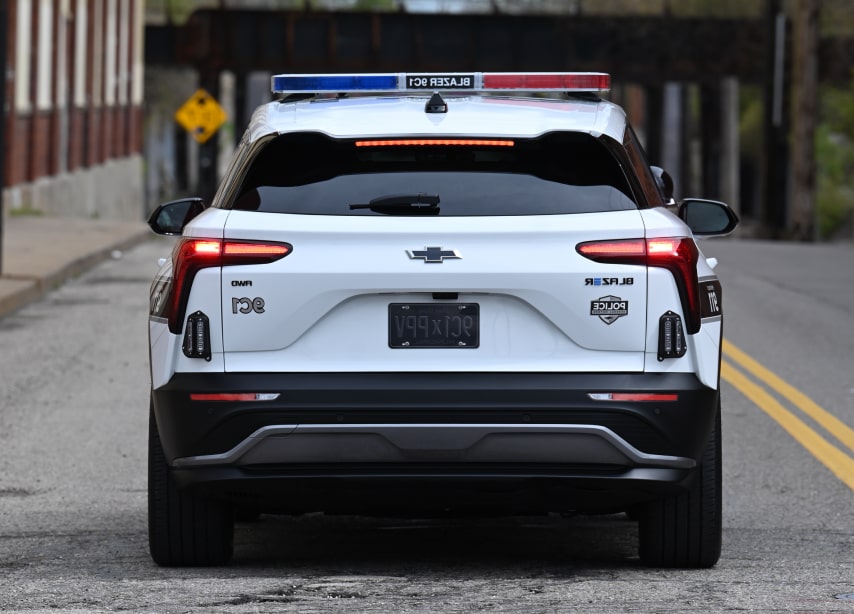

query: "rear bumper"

left=171, top=423, right=694, bottom=469
left=152, top=371, right=718, bottom=512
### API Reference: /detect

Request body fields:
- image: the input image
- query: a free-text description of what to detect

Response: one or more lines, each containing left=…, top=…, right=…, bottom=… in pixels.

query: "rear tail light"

left=163, top=238, right=292, bottom=334
left=577, top=237, right=701, bottom=334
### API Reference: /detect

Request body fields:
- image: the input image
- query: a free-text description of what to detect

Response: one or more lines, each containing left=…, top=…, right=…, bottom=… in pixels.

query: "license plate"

left=389, top=303, right=479, bottom=348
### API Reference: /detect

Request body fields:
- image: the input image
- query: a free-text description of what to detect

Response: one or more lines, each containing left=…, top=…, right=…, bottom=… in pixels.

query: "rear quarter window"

left=232, top=132, right=638, bottom=216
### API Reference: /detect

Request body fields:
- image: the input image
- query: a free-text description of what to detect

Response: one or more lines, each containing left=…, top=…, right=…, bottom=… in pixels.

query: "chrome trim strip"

left=173, top=425, right=298, bottom=468
left=173, top=424, right=695, bottom=469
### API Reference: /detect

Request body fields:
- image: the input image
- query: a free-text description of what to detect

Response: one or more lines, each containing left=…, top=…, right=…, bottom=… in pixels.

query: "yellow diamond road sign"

left=175, top=89, right=227, bottom=144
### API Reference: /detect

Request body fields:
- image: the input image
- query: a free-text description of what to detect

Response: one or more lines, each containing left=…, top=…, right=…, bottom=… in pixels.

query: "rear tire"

left=638, top=402, right=722, bottom=568
left=148, top=397, right=234, bottom=566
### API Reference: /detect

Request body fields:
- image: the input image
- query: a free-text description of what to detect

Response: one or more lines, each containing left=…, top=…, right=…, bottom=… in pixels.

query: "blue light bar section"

left=272, top=74, right=399, bottom=94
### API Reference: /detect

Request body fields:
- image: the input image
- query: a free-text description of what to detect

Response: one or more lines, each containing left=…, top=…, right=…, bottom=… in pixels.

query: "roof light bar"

left=272, top=72, right=610, bottom=95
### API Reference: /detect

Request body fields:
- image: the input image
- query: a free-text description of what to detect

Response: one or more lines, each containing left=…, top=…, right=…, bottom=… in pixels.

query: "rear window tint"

left=232, top=132, right=637, bottom=216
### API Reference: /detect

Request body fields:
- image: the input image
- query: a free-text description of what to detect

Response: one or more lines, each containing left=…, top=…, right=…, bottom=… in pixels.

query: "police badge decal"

left=590, top=295, right=629, bottom=324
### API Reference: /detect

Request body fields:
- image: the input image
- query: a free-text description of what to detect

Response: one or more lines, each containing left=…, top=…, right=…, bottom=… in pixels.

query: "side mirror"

left=147, top=198, right=208, bottom=236
left=651, top=166, right=674, bottom=202
left=678, top=198, right=739, bottom=236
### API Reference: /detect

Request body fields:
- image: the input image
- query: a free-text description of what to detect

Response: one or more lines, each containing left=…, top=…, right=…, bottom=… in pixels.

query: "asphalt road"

left=0, top=237, right=852, bottom=613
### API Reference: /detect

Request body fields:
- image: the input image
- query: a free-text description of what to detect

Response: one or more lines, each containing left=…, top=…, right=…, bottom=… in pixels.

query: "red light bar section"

left=355, top=139, right=514, bottom=147
left=483, top=73, right=610, bottom=91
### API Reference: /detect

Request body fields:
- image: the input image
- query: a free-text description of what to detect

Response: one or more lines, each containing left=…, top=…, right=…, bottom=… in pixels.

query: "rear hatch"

left=219, top=131, right=648, bottom=373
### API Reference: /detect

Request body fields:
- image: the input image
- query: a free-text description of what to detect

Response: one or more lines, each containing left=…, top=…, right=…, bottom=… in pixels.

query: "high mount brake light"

left=271, top=72, right=610, bottom=94
left=577, top=237, right=702, bottom=334
left=163, top=239, right=292, bottom=335
left=355, top=139, right=515, bottom=147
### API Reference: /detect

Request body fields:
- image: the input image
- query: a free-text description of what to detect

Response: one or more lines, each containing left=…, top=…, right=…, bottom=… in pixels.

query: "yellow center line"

left=720, top=360, right=854, bottom=492
left=723, top=339, right=854, bottom=455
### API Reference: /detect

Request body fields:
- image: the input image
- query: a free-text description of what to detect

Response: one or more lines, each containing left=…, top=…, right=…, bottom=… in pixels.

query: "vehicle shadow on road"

left=231, top=512, right=639, bottom=572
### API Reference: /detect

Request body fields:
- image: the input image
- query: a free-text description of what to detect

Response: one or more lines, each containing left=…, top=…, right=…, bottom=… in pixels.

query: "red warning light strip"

left=482, top=73, right=611, bottom=91
left=355, top=139, right=514, bottom=147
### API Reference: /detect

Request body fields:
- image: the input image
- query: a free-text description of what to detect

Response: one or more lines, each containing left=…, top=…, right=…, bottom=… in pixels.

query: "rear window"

left=232, top=132, right=637, bottom=216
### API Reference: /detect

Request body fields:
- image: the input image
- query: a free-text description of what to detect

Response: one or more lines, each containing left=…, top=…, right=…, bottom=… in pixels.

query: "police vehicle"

left=147, top=72, right=739, bottom=567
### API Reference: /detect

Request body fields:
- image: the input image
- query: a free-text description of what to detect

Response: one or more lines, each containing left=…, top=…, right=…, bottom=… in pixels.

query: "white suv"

left=147, top=72, right=738, bottom=567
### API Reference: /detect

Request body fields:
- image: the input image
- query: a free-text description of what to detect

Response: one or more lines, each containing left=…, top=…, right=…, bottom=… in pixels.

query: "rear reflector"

left=588, top=393, right=679, bottom=402
left=189, top=393, right=281, bottom=402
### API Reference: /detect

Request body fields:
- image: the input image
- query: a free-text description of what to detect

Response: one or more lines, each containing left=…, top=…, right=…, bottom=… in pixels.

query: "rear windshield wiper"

left=349, top=193, right=440, bottom=215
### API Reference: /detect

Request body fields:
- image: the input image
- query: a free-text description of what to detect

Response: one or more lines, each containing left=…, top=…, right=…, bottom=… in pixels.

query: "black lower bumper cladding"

left=154, top=371, right=717, bottom=460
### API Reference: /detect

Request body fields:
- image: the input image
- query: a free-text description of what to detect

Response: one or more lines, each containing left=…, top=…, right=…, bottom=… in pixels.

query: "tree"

left=816, top=74, right=854, bottom=238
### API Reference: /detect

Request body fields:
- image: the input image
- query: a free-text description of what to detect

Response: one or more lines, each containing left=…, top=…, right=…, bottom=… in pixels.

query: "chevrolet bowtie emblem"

left=406, top=246, right=462, bottom=263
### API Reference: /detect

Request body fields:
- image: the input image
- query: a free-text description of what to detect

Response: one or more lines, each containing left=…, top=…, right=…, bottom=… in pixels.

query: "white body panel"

left=147, top=206, right=721, bottom=383
left=216, top=209, right=650, bottom=373
left=248, top=95, right=627, bottom=143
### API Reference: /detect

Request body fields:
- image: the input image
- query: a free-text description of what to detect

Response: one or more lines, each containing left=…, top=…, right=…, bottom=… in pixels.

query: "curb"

left=0, top=228, right=152, bottom=320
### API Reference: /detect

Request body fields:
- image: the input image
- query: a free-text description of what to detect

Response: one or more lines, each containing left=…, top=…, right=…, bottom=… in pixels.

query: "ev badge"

left=407, top=247, right=461, bottom=263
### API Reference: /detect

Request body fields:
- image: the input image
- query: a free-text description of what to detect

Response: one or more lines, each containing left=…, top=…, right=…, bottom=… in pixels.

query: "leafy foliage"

left=816, top=74, right=854, bottom=238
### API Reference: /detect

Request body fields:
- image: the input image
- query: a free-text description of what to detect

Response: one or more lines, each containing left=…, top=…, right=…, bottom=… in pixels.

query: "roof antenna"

left=425, top=92, right=448, bottom=114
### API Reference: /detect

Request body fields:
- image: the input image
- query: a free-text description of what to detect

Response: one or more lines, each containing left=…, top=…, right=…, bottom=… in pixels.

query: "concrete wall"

left=3, top=156, right=144, bottom=220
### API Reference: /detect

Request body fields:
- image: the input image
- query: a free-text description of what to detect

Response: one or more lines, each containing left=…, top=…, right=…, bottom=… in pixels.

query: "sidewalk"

left=0, top=215, right=152, bottom=318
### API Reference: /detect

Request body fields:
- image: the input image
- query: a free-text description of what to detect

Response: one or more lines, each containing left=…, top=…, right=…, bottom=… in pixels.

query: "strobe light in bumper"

left=182, top=311, right=211, bottom=361
left=658, top=311, right=687, bottom=361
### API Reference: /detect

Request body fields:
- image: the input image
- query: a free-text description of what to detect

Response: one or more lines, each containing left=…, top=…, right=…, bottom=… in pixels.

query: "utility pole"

left=790, top=0, right=820, bottom=241
left=0, top=1, right=7, bottom=274
left=762, top=0, right=790, bottom=238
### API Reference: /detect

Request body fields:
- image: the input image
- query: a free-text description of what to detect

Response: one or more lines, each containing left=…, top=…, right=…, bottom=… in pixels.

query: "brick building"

left=3, top=0, right=145, bottom=220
